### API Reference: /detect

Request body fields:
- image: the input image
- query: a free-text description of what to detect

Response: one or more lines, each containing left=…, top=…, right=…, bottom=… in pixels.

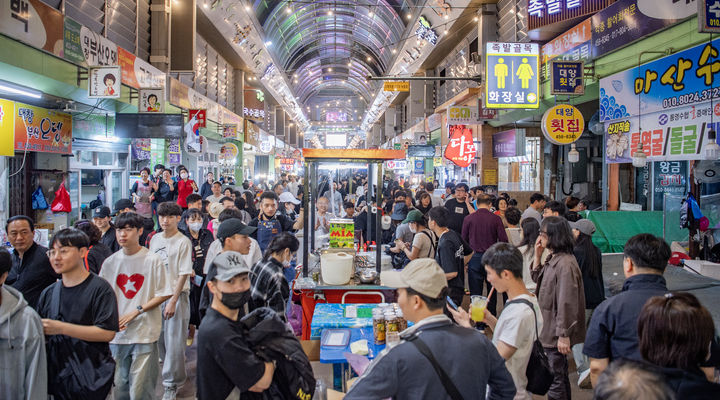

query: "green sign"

left=329, top=219, right=355, bottom=249
left=394, top=143, right=402, bottom=150
left=63, top=17, right=84, bottom=64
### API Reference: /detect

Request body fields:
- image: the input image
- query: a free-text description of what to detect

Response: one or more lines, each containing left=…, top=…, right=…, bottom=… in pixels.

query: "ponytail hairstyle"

left=262, top=232, right=300, bottom=261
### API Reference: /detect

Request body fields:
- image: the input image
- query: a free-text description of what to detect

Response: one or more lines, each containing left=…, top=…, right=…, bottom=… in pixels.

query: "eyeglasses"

left=47, top=247, right=75, bottom=258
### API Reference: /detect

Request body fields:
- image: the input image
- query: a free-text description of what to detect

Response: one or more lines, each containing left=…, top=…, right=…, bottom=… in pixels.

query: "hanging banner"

left=600, top=38, right=720, bottom=123
left=485, top=42, right=540, bottom=109
left=14, top=102, right=72, bottom=154
left=591, top=0, right=697, bottom=59
left=700, top=0, right=720, bottom=33
left=0, top=0, right=63, bottom=57
left=244, top=120, right=260, bottom=147
left=80, top=25, right=118, bottom=66
left=528, top=0, right=611, bottom=30
left=220, top=142, right=239, bottom=160
left=138, top=88, right=164, bottom=113
left=542, top=104, right=585, bottom=145
left=551, top=61, right=585, bottom=95
left=189, top=109, right=207, bottom=128
left=492, top=129, right=519, bottom=158
left=222, top=124, right=238, bottom=139
left=385, top=160, right=408, bottom=170
left=444, top=125, right=476, bottom=167
left=167, top=138, right=181, bottom=165
left=542, top=18, right=592, bottom=78
left=604, top=101, right=720, bottom=163
left=131, top=138, right=151, bottom=160
left=0, top=99, right=14, bottom=156
left=414, top=159, right=425, bottom=174
left=383, top=81, right=410, bottom=92
left=118, top=48, right=166, bottom=89
left=88, top=66, right=121, bottom=98
left=63, top=17, right=85, bottom=64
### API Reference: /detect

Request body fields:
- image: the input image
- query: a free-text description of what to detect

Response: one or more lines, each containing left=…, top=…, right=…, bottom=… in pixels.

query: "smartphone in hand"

left=446, top=296, right=459, bottom=311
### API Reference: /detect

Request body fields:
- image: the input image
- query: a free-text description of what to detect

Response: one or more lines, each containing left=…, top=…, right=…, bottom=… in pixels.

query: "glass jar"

left=385, top=312, right=399, bottom=334
left=396, top=309, right=407, bottom=331
left=372, top=309, right=386, bottom=345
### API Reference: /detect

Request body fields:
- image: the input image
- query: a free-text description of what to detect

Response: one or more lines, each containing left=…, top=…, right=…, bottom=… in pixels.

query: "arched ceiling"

left=252, top=0, right=414, bottom=108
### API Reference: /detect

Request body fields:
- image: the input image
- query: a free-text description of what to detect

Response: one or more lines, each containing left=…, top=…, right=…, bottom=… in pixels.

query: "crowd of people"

left=0, top=167, right=718, bottom=400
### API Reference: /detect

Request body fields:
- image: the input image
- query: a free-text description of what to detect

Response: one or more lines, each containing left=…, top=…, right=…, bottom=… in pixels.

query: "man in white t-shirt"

left=206, top=181, right=224, bottom=203
left=100, top=212, right=173, bottom=400
left=448, top=242, right=542, bottom=400
left=150, top=202, right=193, bottom=400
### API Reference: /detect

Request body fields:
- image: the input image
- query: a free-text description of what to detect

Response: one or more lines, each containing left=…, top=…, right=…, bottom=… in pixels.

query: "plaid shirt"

left=250, top=257, right=289, bottom=319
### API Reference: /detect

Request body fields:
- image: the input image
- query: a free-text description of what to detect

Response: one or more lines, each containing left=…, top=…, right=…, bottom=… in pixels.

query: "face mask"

left=282, top=258, right=292, bottom=268
left=409, top=225, right=417, bottom=234
left=220, top=289, right=251, bottom=310
left=188, top=222, right=203, bottom=232
left=181, top=173, right=188, bottom=179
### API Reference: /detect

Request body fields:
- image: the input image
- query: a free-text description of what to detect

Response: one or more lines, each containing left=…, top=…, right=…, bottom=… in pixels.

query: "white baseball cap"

left=279, top=191, right=300, bottom=205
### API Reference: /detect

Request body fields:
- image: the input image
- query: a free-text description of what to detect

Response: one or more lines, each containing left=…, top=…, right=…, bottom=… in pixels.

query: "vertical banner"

left=0, top=99, right=14, bottom=156
left=167, top=138, right=181, bottom=165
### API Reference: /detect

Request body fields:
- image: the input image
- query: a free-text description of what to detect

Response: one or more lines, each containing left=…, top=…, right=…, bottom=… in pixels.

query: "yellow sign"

left=0, top=99, right=14, bottom=156
left=541, top=104, right=584, bottom=145
left=483, top=169, right=498, bottom=185
left=433, top=157, right=443, bottom=167
left=384, top=81, right=410, bottom=92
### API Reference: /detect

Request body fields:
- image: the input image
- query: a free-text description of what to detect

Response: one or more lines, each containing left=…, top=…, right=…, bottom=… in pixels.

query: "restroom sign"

left=485, top=42, right=540, bottom=109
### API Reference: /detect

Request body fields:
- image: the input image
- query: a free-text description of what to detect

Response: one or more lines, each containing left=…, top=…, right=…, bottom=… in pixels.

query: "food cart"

left=297, top=148, right=405, bottom=340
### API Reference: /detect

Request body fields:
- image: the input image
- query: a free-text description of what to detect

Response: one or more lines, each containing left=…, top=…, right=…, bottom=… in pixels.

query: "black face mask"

left=219, top=289, right=251, bottom=310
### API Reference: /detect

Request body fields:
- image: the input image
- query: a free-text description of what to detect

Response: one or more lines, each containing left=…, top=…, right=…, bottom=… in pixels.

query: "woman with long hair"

left=638, top=293, right=720, bottom=397
left=416, top=192, right=433, bottom=215
left=531, top=216, right=586, bottom=400
left=517, top=218, right=546, bottom=292
left=243, top=191, right=259, bottom=219
left=249, top=232, right=300, bottom=320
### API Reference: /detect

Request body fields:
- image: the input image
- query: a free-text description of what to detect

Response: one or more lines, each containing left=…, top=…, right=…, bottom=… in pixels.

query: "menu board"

left=329, top=219, right=355, bottom=249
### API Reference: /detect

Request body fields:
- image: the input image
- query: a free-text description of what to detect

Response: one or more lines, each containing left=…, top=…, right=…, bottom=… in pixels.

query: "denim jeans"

left=110, top=342, right=160, bottom=400
left=158, top=291, right=190, bottom=389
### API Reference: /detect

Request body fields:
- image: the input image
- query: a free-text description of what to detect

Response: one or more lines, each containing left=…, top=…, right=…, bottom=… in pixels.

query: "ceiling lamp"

left=568, top=143, right=580, bottom=163
left=328, top=67, right=333, bottom=72
left=632, top=143, right=648, bottom=168
left=704, top=129, right=720, bottom=160
left=328, top=10, right=333, bottom=16
left=285, top=7, right=292, bottom=14
left=406, top=13, right=412, bottom=20
left=368, top=11, right=374, bottom=17
left=366, top=56, right=371, bottom=61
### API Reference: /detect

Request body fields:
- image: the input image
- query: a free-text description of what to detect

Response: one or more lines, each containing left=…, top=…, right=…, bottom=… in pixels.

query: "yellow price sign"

left=541, top=104, right=584, bottom=145
left=384, top=81, right=410, bottom=92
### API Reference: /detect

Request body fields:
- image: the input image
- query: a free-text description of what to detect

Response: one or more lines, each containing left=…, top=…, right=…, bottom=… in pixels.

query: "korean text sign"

left=492, top=129, right=518, bottom=158
left=14, top=102, right=72, bottom=154
left=551, top=61, right=584, bottom=95
left=541, top=18, right=592, bottom=79
left=542, top=104, right=585, bottom=145
left=700, top=0, right=720, bottom=33
left=445, top=125, right=477, bottom=167
left=485, top=42, right=540, bottom=109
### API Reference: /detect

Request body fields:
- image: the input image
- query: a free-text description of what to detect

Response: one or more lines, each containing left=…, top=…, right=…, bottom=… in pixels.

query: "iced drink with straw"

left=470, top=295, right=488, bottom=322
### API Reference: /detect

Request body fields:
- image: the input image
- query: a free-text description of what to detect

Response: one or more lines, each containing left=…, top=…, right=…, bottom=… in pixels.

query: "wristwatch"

left=137, top=305, right=144, bottom=314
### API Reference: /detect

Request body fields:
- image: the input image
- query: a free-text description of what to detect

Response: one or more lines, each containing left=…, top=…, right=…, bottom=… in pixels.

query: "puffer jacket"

left=0, top=285, right=48, bottom=399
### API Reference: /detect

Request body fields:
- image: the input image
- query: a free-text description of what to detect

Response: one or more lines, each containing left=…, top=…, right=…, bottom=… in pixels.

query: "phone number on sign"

left=662, top=88, right=720, bottom=109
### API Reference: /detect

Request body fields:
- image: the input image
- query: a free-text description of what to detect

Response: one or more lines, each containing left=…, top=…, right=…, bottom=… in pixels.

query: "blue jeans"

left=110, top=342, right=160, bottom=400
left=467, top=252, right=501, bottom=323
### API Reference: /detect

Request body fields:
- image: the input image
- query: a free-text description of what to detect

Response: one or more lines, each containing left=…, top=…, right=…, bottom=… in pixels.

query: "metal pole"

left=310, top=162, right=317, bottom=252
left=302, top=160, right=310, bottom=278
left=367, top=163, right=373, bottom=246
left=367, top=76, right=482, bottom=82
left=376, top=162, right=383, bottom=274
left=602, top=129, right=608, bottom=211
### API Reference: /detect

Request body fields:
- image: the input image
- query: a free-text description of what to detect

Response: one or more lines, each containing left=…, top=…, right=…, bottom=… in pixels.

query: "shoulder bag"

left=505, top=298, right=553, bottom=395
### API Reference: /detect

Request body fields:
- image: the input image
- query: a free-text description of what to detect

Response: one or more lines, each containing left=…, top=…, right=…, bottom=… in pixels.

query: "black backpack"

left=241, top=308, right=316, bottom=400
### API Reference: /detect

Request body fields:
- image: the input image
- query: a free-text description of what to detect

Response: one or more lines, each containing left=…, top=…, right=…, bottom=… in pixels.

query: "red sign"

left=444, top=125, right=476, bottom=168
left=477, top=97, right=498, bottom=120
left=118, top=47, right=166, bottom=89
left=189, top=109, right=206, bottom=128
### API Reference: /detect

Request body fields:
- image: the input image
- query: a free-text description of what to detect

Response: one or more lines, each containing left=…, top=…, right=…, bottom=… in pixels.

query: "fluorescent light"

left=0, top=82, right=42, bottom=99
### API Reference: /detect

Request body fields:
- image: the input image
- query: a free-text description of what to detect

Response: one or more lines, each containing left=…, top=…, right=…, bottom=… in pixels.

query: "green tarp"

left=582, top=211, right=687, bottom=253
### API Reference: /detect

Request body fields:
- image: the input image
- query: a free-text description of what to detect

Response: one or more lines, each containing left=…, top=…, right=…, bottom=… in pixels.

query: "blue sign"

left=414, top=159, right=424, bottom=174
left=485, top=42, right=540, bottom=109
left=551, top=61, right=585, bottom=95
left=591, top=0, right=696, bottom=59
left=700, top=0, right=720, bottom=33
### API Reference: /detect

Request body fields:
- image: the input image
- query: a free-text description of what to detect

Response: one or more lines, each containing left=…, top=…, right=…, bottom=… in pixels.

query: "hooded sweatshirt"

left=0, top=285, right=47, bottom=400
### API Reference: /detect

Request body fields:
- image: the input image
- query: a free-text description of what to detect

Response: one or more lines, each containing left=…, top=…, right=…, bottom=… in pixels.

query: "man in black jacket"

left=346, top=258, right=515, bottom=400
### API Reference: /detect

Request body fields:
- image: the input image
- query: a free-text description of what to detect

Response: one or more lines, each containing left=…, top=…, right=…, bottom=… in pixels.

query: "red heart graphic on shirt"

left=116, top=274, right=145, bottom=299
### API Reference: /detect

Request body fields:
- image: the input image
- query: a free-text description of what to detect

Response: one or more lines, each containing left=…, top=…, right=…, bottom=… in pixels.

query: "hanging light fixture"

left=704, top=129, right=720, bottom=160
left=632, top=142, right=648, bottom=168
left=568, top=143, right=580, bottom=163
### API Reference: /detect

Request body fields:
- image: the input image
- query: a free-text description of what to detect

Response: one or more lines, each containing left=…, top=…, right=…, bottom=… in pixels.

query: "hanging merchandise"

left=50, top=181, right=72, bottom=213
left=32, top=186, right=49, bottom=210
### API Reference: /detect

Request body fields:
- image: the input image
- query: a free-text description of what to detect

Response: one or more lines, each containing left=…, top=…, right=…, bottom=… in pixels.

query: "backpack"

left=241, top=308, right=316, bottom=400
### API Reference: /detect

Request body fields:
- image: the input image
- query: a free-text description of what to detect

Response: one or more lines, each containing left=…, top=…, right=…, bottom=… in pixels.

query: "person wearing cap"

left=196, top=251, right=275, bottom=399
left=99, top=212, right=173, bottom=400
left=93, top=206, right=120, bottom=253
left=390, top=202, right=413, bottom=243
left=394, top=210, right=437, bottom=261
left=443, top=182, right=475, bottom=234
left=345, top=258, right=516, bottom=400
left=568, top=218, right=604, bottom=388
left=199, top=218, right=257, bottom=319
left=114, top=198, right=136, bottom=215
left=582, top=234, right=673, bottom=387
left=279, top=191, right=300, bottom=221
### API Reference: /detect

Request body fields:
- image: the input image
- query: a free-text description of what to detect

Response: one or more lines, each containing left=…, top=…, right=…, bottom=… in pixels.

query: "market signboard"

left=63, top=17, right=84, bottom=64
left=0, top=0, right=63, bottom=56
left=444, top=125, right=476, bottom=167
left=385, top=160, right=408, bottom=169
left=551, top=61, right=584, bottom=95
left=80, top=25, right=118, bottom=66
left=528, top=0, right=611, bottom=30
left=220, top=143, right=239, bottom=160
left=14, top=102, right=72, bottom=154
left=383, top=81, right=410, bottom=92
left=118, top=47, right=166, bottom=89
left=603, top=102, right=720, bottom=163
left=699, top=0, right=720, bottom=33
left=88, top=66, right=121, bottom=98
left=541, top=18, right=592, bottom=78
left=485, top=42, right=540, bottom=109
left=542, top=104, right=585, bottom=145
left=591, top=0, right=697, bottom=59
left=139, top=88, right=164, bottom=113
left=653, top=161, right=688, bottom=210
left=492, top=129, right=519, bottom=158
left=0, top=99, right=14, bottom=156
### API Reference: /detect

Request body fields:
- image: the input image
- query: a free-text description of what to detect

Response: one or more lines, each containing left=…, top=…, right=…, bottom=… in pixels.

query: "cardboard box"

left=301, top=340, right=320, bottom=362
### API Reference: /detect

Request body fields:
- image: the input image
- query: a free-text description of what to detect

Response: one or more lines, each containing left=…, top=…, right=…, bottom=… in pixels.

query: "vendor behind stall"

left=249, top=192, right=303, bottom=253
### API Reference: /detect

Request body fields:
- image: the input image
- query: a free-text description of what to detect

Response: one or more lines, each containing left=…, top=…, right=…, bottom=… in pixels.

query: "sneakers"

left=162, top=386, right=177, bottom=400
left=578, top=368, right=592, bottom=389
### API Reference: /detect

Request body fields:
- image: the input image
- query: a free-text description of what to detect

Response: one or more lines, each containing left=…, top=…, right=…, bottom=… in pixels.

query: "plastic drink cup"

left=470, top=295, right=488, bottom=322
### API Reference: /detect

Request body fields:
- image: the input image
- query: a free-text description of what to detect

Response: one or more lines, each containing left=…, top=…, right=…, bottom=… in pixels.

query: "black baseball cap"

left=93, top=206, right=111, bottom=219
left=216, top=218, right=257, bottom=241
left=114, top=199, right=135, bottom=214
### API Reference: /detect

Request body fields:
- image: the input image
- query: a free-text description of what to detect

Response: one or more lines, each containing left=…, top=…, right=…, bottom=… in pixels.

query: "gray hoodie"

left=0, top=285, right=47, bottom=400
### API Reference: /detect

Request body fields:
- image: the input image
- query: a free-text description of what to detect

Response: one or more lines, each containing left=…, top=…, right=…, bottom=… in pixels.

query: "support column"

left=608, top=164, right=620, bottom=211
left=409, top=78, right=425, bottom=128
left=384, top=108, right=396, bottom=141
